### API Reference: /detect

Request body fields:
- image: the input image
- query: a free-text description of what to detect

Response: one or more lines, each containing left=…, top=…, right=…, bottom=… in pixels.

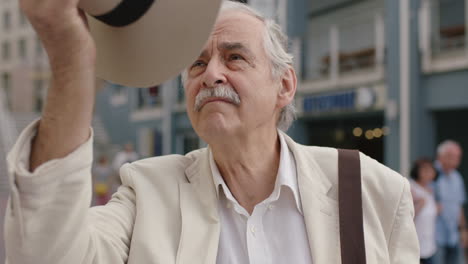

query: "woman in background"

left=410, top=158, right=438, bottom=264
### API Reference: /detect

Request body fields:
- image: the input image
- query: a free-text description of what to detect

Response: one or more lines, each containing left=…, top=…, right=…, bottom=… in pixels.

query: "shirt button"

left=268, top=204, right=275, bottom=210
left=226, top=202, right=232, bottom=209
left=250, top=225, right=256, bottom=235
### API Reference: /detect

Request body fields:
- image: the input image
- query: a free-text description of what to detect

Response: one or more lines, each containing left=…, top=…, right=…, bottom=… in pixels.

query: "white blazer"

left=4, top=121, right=419, bottom=263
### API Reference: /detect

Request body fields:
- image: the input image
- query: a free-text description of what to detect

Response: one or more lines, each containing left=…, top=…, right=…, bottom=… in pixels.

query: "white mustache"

left=194, top=85, right=241, bottom=112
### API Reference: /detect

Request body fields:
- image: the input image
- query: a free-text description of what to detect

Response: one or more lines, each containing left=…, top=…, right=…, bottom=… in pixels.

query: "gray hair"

left=437, top=140, right=462, bottom=155
left=182, top=0, right=296, bottom=131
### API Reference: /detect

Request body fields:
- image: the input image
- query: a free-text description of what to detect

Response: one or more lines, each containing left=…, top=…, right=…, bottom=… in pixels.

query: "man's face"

left=439, top=145, right=462, bottom=172
left=184, top=11, right=284, bottom=142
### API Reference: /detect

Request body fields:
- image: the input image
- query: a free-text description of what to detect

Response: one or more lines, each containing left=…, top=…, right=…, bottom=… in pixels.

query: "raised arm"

left=21, top=0, right=97, bottom=171
left=5, top=1, right=136, bottom=263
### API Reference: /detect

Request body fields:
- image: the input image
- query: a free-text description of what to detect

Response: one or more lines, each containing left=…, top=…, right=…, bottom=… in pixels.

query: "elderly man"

left=434, top=140, right=467, bottom=264
left=5, top=0, right=418, bottom=263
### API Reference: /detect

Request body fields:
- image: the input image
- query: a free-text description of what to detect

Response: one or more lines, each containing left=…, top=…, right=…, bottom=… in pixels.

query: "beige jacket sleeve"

left=388, top=178, right=420, bottom=263
left=4, top=120, right=136, bottom=264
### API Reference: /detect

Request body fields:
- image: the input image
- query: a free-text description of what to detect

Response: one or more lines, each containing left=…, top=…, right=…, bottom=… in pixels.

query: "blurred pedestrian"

left=92, top=155, right=113, bottom=205
left=112, top=143, right=139, bottom=171
left=112, top=143, right=139, bottom=185
left=434, top=140, right=466, bottom=264
left=410, top=158, right=438, bottom=264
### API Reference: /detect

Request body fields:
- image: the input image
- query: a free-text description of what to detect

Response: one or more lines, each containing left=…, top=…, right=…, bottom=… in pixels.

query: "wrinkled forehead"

left=202, top=11, right=266, bottom=54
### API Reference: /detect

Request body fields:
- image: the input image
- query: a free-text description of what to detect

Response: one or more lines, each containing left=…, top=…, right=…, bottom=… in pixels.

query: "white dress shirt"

left=210, top=132, right=313, bottom=264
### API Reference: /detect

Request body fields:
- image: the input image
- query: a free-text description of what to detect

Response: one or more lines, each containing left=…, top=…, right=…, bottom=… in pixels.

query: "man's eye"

left=192, top=61, right=206, bottom=68
left=229, top=54, right=245, bottom=61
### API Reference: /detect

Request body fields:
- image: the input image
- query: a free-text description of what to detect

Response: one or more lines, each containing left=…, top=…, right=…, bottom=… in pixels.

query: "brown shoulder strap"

left=338, top=149, right=366, bottom=264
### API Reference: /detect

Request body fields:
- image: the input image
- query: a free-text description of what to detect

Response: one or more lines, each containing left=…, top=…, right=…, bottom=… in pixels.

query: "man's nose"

left=202, top=60, right=227, bottom=88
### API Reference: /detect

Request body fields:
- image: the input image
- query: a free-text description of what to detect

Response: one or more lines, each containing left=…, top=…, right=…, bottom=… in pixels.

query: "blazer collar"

left=177, top=149, right=220, bottom=264
left=184, top=148, right=219, bottom=221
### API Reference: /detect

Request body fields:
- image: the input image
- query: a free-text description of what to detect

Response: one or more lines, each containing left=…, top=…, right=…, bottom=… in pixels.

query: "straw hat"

left=79, top=0, right=222, bottom=87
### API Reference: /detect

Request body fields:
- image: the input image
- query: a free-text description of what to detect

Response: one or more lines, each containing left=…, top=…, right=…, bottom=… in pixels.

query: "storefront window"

left=137, top=86, right=162, bottom=109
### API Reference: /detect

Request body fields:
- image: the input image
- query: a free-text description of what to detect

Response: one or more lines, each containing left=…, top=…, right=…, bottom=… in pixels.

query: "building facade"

left=294, top=0, right=468, bottom=178
left=0, top=0, right=49, bottom=113
left=293, top=0, right=388, bottom=166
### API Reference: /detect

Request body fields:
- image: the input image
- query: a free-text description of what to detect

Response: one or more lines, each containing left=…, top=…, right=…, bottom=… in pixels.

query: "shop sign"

left=303, top=87, right=376, bottom=113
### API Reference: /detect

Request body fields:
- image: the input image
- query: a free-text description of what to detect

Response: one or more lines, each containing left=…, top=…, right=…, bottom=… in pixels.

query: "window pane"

left=33, top=79, right=45, bottom=112
left=18, top=38, right=27, bottom=60
left=177, top=75, right=185, bottom=103
left=137, top=86, right=162, bottom=109
left=434, top=0, right=466, bottom=53
left=1, top=72, right=11, bottom=109
left=3, top=11, right=11, bottom=31
left=35, top=37, right=43, bottom=57
left=2, top=41, right=10, bottom=61
left=19, top=9, right=28, bottom=26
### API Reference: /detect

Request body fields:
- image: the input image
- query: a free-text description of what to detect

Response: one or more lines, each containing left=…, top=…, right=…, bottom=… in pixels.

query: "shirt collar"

left=209, top=150, right=227, bottom=198
left=209, top=131, right=303, bottom=215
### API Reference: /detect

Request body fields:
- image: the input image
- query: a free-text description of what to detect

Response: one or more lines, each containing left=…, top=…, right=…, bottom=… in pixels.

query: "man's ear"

left=277, top=67, right=297, bottom=109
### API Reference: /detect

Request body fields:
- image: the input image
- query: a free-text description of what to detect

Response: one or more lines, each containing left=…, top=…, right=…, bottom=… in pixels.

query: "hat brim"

left=88, top=0, right=222, bottom=87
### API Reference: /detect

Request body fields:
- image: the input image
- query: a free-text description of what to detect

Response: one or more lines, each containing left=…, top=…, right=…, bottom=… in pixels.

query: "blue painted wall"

left=95, top=84, right=138, bottom=147
left=408, top=0, right=436, bottom=167
left=288, top=0, right=308, bottom=37
left=309, top=0, right=357, bottom=14
left=384, top=0, right=401, bottom=170
left=424, top=70, right=468, bottom=110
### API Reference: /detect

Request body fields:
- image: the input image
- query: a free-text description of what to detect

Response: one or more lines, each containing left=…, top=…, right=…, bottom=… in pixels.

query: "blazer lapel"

left=176, top=149, right=220, bottom=264
left=284, top=134, right=342, bottom=264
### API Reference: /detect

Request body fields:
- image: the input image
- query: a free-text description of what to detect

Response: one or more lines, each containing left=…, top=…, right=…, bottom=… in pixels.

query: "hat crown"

left=80, top=0, right=156, bottom=28
left=79, top=0, right=122, bottom=16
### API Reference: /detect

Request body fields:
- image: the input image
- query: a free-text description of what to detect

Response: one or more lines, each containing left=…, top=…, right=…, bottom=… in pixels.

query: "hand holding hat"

left=20, top=0, right=96, bottom=73
left=22, top=0, right=222, bottom=88
left=21, top=0, right=99, bottom=171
